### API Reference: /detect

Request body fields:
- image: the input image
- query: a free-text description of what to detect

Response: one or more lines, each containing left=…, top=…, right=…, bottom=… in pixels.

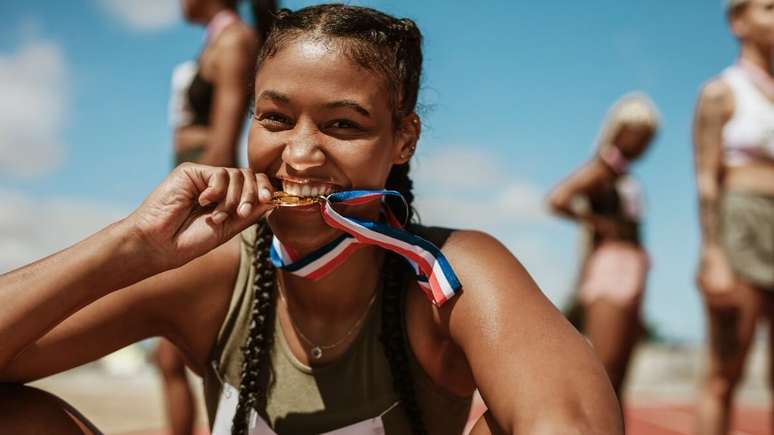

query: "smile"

left=281, top=178, right=338, bottom=197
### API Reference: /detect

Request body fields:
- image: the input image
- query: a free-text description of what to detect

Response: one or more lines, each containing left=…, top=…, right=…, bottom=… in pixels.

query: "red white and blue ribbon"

left=270, top=190, right=461, bottom=306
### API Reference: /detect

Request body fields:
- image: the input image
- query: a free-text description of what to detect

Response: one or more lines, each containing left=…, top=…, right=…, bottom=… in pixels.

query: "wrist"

left=701, top=242, right=723, bottom=254
left=111, top=217, right=170, bottom=277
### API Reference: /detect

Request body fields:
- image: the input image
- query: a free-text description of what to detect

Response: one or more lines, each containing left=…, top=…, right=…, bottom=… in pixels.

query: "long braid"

left=378, top=162, right=427, bottom=435
left=231, top=221, right=277, bottom=435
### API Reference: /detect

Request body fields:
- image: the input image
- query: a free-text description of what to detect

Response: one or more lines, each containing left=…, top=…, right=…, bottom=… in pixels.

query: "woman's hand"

left=697, top=244, right=736, bottom=308
left=127, top=163, right=274, bottom=270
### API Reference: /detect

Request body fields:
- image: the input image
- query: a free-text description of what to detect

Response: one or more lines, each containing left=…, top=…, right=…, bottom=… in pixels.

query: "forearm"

left=0, top=219, right=155, bottom=368
left=547, top=191, right=587, bottom=222
left=698, top=197, right=720, bottom=247
left=696, top=170, right=722, bottom=248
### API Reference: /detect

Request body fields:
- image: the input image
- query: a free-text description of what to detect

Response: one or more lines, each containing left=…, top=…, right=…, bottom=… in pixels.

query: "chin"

left=268, top=209, right=342, bottom=252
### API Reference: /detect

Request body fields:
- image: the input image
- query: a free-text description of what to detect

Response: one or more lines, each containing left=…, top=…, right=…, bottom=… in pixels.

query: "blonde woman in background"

left=548, top=93, right=659, bottom=398
left=694, top=1, right=774, bottom=434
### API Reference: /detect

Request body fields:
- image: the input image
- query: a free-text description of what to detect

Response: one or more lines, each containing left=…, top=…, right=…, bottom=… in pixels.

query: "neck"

left=740, top=43, right=774, bottom=75
left=280, top=246, right=385, bottom=319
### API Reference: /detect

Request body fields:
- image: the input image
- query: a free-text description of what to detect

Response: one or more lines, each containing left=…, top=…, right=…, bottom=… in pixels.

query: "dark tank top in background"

left=187, top=69, right=215, bottom=127
left=587, top=178, right=642, bottom=246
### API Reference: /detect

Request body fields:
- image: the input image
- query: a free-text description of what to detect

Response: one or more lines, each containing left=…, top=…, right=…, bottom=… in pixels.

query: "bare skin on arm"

left=0, top=164, right=275, bottom=380
left=406, top=231, right=622, bottom=434
left=199, top=25, right=258, bottom=167
left=693, top=79, right=736, bottom=308
left=547, top=158, right=622, bottom=237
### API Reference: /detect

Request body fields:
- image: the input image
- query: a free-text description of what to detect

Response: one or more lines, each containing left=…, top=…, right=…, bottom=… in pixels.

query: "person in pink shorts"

left=548, top=93, right=659, bottom=398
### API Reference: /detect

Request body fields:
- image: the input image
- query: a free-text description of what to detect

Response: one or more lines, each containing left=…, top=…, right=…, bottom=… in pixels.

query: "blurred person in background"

left=161, top=0, right=275, bottom=433
left=547, top=93, right=659, bottom=399
left=693, top=1, right=774, bottom=434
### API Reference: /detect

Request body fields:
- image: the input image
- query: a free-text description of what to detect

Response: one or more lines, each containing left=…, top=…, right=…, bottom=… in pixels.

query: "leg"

left=153, top=338, right=196, bottom=435
left=0, top=384, right=102, bottom=434
left=696, top=280, right=763, bottom=435
left=583, top=298, right=641, bottom=399
left=764, top=290, right=774, bottom=435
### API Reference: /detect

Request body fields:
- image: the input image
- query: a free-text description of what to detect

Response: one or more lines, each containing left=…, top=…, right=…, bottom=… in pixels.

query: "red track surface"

left=625, top=403, right=769, bottom=435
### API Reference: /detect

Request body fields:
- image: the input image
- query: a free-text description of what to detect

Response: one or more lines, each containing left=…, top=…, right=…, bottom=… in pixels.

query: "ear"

left=729, top=13, right=749, bottom=39
left=393, top=113, right=421, bottom=165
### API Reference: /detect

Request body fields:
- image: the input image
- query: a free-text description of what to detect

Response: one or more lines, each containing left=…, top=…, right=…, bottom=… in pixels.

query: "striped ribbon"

left=270, top=190, right=461, bottom=306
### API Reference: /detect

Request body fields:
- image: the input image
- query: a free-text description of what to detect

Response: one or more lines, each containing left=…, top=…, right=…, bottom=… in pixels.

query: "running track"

left=624, top=403, right=768, bottom=435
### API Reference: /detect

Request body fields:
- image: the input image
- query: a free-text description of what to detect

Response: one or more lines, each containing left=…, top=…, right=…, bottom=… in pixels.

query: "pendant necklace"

left=276, top=273, right=377, bottom=360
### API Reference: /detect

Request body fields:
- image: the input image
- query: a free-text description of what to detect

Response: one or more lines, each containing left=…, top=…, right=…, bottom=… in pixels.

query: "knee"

left=0, top=383, right=99, bottom=434
left=703, top=370, right=741, bottom=403
left=154, top=342, right=186, bottom=376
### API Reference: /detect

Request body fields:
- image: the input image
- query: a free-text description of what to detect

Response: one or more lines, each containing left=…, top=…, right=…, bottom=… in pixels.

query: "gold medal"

left=271, top=191, right=324, bottom=207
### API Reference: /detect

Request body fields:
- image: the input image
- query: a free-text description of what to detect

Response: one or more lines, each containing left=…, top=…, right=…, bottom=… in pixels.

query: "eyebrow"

left=257, top=90, right=371, bottom=118
left=257, top=90, right=290, bottom=104
left=324, top=100, right=371, bottom=118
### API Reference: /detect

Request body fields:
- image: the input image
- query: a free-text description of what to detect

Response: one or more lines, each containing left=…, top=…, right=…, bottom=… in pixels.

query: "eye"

left=256, top=112, right=293, bottom=130
left=328, top=119, right=361, bottom=130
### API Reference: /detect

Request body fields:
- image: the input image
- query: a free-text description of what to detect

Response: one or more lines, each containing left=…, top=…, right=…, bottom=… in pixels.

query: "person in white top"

left=694, top=1, right=774, bottom=434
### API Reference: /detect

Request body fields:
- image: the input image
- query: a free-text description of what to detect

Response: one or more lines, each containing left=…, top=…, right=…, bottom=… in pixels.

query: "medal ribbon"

left=269, top=190, right=461, bottom=306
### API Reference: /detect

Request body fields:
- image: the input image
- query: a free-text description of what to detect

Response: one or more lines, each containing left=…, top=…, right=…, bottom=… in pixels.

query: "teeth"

left=282, top=180, right=333, bottom=197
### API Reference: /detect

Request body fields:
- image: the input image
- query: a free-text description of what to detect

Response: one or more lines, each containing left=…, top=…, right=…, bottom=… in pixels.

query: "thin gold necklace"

left=276, top=273, right=378, bottom=360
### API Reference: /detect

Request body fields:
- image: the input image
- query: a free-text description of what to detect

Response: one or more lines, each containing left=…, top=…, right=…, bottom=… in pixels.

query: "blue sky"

left=0, top=1, right=741, bottom=342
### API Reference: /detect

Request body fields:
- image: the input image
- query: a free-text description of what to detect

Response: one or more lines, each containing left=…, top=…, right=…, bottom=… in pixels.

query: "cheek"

left=336, top=140, right=396, bottom=188
left=246, top=123, right=280, bottom=172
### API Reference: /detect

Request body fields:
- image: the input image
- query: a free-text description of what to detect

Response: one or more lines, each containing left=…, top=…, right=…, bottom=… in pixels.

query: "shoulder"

left=409, top=225, right=520, bottom=284
left=214, top=22, right=258, bottom=55
left=410, top=226, right=537, bottom=332
left=700, top=77, right=732, bottom=102
left=696, top=77, right=734, bottom=119
left=441, top=229, right=530, bottom=295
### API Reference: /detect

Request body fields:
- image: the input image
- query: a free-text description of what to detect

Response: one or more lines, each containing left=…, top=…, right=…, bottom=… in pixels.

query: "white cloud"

left=98, top=0, right=180, bottom=31
left=413, top=147, right=547, bottom=227
left=412, top=146, right=575, bottom=305
left=0, top=40, right=67, bottom=177
left=413, top=148, right=510, bottom=190
left=0, top=189, right=130, bottom=273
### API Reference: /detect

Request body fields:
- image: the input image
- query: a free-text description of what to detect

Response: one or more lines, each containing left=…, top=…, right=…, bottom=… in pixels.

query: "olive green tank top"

left=203, top=225, right=472, bottom=434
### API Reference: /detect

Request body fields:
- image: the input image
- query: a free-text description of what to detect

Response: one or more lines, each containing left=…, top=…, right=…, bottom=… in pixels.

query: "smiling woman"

left=0, top=4, right=621, bottom=435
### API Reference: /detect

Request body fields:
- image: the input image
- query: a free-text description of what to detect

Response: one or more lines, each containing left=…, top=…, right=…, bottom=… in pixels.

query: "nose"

left=282, top=122, right=326, bottom=172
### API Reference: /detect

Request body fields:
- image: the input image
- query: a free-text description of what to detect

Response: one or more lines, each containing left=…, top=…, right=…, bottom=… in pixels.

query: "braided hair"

left=231, top=4, right=426, bottom=434
left=231, top=221, right=277, bottom=435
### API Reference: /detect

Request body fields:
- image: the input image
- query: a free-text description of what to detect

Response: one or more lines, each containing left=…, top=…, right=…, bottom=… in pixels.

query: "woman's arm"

left=0, top=220, right=152, bottom=373
left=0, top=164, right=274, bottom=377
left=693, top=79, right=735, bottom=306
left=546, top=158, right=614, bottom=220
left=441, top=231, right=622, bottom=434
left=199, top=27, right=258, bottom=167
